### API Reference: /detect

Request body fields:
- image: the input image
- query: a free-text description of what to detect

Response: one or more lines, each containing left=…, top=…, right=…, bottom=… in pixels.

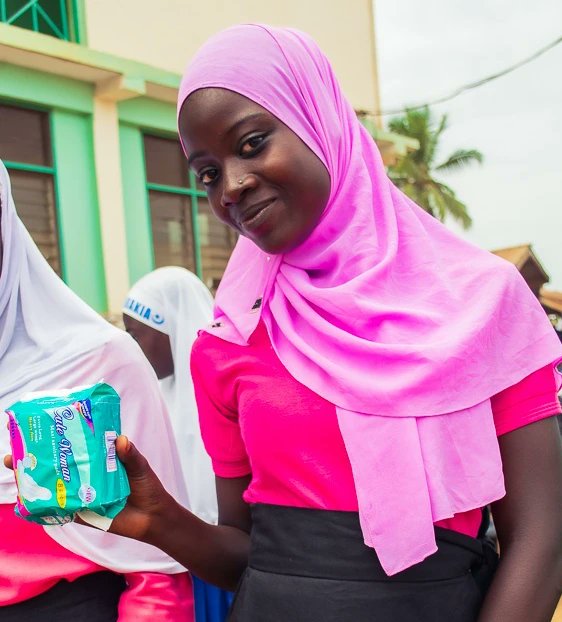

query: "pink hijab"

left=178, top=25, right=562, bottom=574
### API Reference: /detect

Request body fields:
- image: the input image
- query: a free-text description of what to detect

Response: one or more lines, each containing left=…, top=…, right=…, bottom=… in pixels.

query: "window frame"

left=0, top=65, right=108, bottom=312
left=0, top=0, right=83, bottom=43
left=1, top=100, right=64, bottom=277
left=119, top=98, right=236, bottom=290
left=142, top=131, right=204, bottom=278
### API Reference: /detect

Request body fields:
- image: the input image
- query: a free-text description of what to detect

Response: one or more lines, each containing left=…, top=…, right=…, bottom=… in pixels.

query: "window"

left=0, top=0, right=80, bottom=42
left=143, top=134, right=237, bottom=291
left=0, top=103, right=61, bottom=274
left=196, top=192, right=238, bottom=290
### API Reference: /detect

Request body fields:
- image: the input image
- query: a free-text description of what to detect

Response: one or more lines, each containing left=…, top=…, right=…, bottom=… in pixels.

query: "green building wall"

left=0, top=63, right=107, bottom=311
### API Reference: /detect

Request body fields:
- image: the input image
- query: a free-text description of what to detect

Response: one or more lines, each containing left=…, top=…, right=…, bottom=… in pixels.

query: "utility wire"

left=376, top=33, right=562, bottom=117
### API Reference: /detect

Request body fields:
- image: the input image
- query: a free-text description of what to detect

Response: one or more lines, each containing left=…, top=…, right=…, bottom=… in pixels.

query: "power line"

left=376, top=33, right=562, bottom=117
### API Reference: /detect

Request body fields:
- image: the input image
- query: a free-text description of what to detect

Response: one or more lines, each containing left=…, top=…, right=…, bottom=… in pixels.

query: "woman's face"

left=179, top=88, right=331, bottom=255
left=122, top=314, right=174, bottom=380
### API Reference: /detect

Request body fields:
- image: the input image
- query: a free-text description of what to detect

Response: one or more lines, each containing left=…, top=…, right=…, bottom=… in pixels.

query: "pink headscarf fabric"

left=178, top=25, right=562, bottom=574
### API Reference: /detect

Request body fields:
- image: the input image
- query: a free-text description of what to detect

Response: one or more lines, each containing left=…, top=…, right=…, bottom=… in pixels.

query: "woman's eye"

left=199, top=168, right=218, bottom=185
left=240, top=134, right=266, bottom=155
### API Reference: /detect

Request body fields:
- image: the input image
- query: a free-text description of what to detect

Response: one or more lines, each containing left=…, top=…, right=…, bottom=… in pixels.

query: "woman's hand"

left=4, top=434, right=175, bottom=543
left=104, top=435, right=176, bottom=543
left=5, top=435, right=251, bottom=589
left=111, top=438, right=252, bottom=590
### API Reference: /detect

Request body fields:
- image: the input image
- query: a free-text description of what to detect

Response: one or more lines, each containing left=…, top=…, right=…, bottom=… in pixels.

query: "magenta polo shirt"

left=191, top=321, right=561, bottom=537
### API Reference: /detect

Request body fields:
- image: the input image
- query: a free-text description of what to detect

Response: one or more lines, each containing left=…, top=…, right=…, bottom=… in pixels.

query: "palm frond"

left=435, top=149, right=483, bottom=171
left=389, top=155, right=425, bottom=183
left=426, top=113, right=448, bottom=165
left=386, top=105, right=480, bottom=229
left=435, top=182, right=473, bottom=229
left=389, top=108, right=431, bottom=164
left=388, top=117, right=410, bottom=136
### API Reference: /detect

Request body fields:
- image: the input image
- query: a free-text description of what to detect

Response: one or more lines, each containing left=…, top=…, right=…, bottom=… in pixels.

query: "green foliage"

left=388, top=106, right=483, bottom=229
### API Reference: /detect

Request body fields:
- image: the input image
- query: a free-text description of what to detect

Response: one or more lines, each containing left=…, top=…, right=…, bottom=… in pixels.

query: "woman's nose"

left=221, top=170, right=257, bottom=207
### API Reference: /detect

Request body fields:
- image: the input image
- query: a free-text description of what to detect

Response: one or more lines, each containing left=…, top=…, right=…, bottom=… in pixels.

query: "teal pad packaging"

left=6, top=382, right=130, bottom=526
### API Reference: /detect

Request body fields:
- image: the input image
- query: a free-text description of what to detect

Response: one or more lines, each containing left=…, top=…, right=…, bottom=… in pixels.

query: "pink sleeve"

left=191, top=337, right=251, bottom=478
left=118, top=572, right=194, bottom=621
left=491, top=363, right=561, bottom=436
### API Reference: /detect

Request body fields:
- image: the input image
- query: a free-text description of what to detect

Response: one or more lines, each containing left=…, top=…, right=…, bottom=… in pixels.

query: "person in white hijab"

left=122, top=267, right=216, bottom=524
left=123, top=268, right=232, bottom=622
left=0, top=160, right=194, bottom=621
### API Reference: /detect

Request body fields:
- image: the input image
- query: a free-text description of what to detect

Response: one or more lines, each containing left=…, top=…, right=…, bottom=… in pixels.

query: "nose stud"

left=238, top=179, right=244, bottom=185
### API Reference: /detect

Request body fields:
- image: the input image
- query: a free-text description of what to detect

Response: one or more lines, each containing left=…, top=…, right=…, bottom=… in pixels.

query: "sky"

left=374, top=0, right=562, bottom=289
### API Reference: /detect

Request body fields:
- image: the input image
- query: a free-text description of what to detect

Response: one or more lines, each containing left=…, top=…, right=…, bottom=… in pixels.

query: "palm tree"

left=387, top=106, right=482, bottom=229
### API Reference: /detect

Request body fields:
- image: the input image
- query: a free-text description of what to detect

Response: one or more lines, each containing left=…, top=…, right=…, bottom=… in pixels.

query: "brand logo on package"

left=53, top=407, right=74, bottom=432
left=50, top=407, right=77, bottom=484
left=75, top=399, right=94, bottom=433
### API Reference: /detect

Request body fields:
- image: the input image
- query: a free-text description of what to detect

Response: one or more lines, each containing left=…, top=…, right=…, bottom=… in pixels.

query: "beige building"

left=86, top=0, right=382, bottom=113
left=0, top=0, right=415, bottom=315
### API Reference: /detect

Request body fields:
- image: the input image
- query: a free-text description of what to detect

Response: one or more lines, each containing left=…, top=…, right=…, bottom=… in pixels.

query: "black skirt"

left=0, top=571, right=126, bottom=621
left=228, top=504, right=498, bottom=622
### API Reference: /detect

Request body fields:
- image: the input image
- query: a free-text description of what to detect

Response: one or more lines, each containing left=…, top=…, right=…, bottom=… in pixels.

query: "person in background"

left=0, top=160, right=193, bottom=621
left=123, top=266, right=232, bottom=622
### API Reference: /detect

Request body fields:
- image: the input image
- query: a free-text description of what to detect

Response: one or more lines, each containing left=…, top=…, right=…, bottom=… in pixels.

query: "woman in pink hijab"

left=59, top=25, right=562, bottom=621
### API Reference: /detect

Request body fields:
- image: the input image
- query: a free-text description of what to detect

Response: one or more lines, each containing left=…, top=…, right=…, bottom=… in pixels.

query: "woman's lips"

left=239, top=199, right=277, bottom=231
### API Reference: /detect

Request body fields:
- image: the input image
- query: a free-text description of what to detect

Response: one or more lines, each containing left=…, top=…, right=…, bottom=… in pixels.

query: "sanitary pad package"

left=6, top=382, right=130, bottom=527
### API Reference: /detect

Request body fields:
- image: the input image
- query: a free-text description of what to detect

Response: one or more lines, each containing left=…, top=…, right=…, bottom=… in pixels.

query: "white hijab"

left=0, top=160, right=187, bottom=573
left=123, top=267, right=216, bottom=523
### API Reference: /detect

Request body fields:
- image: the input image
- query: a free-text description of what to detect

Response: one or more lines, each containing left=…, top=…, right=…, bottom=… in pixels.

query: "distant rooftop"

left=540, top=288, right=562, bottom=314
left=492, top=244, right=550, bottom=283
left=492, top=244, right=561, bottom=316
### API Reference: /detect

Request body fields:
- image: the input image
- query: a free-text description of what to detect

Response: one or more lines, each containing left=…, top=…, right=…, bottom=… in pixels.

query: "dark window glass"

left=144, top=134, right=189, bottom=188
left=10, top=170, right=60, bottom=274
left=2, top=0, right=77, bottom=42
left=0, top=103, right=60, bottom=274
left=197, top=195, right=237, bottom=291
left=144, top=134, right=236, bottom=289
left=0, top=104, right=51, bottom=166
left=149, top=190, right=196, bottom=272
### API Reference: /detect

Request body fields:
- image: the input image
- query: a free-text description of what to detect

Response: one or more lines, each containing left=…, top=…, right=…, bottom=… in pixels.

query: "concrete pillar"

left=92, top=75, right=147, bottom=315
left=91, top=95, right=130, bottom=315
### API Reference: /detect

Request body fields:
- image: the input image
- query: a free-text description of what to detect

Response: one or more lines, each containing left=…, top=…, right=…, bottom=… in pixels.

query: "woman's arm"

left=109, top=437, right=251, bottom=592
left=478, top=416, right=562, bottom=622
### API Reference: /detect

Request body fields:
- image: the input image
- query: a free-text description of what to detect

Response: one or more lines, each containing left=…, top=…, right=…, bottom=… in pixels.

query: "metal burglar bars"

left=0, top=103, right=62, bottom=275
left=144, top=134, right=199, bottom=275
left=0, top=0, right=79, bottom=42
left=143, top=134, right=237, bottom=292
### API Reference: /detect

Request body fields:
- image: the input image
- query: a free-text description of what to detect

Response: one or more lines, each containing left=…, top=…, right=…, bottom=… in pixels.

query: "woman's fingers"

left=115, top=435, right=150, bottom=481
left=74, top=514, right=94, bottom=528
left=2, top=436, right=137, bottom=475
left=3, top=433, right=166, bottom=543
left=5, top=420, right=14, bottom=470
